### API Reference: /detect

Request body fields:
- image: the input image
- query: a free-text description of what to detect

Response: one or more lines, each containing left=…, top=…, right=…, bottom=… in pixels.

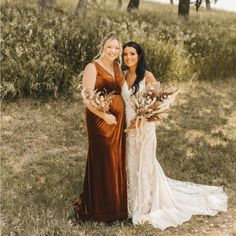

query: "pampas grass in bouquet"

left=81, top=88, right=114, bottom=113
left=129, top=82, right=179, bottom=128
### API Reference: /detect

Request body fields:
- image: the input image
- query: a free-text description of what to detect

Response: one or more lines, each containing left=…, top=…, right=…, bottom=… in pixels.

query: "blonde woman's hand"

left=103, top=113, right=117, bottom=125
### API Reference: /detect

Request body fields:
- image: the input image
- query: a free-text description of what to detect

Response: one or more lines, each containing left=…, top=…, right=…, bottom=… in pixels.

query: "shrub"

left=1, top=4, right=236, bottom=100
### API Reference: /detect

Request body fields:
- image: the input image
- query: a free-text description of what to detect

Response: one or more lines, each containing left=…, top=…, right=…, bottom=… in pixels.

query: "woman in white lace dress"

left=121, top=41, right=228, bottom=230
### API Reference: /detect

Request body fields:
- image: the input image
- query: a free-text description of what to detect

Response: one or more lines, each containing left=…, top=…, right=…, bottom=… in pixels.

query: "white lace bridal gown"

left=121, top=79, right=228, bottom=230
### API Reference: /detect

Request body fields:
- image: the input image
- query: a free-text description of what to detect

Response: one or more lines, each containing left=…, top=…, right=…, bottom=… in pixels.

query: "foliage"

left=1, top=3, right=236, bottom=99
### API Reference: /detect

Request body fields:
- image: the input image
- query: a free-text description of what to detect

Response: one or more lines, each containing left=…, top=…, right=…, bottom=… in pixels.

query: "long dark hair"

left=122, top=41, right=146, bottom=94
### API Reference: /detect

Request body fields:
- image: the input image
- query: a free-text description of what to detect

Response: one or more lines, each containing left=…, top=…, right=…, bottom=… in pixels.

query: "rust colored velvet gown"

left=74, top=61, right=128, bottom=222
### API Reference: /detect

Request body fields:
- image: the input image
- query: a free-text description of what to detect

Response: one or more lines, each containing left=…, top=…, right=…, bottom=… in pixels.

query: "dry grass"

left=1, top=78, right=236, bottom=235
left=1, top=0, right=236, bottom=234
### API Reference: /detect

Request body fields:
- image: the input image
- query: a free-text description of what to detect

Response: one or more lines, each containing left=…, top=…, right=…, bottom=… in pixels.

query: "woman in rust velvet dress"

left=74, top=33, right=128, bottom=222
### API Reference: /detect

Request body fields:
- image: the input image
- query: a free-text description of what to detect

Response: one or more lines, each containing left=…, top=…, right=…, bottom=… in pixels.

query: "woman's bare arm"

left=145, top=71, right=157, bottom=84
left=82, top=63, right=117, bottom=125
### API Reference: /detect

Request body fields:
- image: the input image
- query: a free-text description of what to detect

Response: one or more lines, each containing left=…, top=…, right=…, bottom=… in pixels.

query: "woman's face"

left=102, top=39, right=120, bottom=61
left=123, top=46, right=139, bottom=68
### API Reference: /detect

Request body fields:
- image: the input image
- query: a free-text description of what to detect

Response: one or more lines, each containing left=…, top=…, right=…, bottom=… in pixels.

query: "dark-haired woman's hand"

left=125, top=119, right=142, bottom=132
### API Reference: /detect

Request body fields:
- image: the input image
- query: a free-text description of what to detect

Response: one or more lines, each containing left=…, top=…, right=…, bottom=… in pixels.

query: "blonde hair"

left=93, top=32, right=122, bottom=64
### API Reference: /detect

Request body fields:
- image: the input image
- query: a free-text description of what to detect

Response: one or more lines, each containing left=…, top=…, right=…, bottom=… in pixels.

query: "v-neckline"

left=124, top=70, right=137, bottom=90
left=124, top=80, right=133, bottom=92
left=125, top=76, right=146, bottom=91
left=94, top=60, right=116, bottom=78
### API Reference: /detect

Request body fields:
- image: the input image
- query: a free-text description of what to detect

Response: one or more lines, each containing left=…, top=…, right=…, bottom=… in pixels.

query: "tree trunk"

left=127, top=0, right=140, bottom=12
left=37, top=0, right=56, bottom=8
left=178, top=0, right=190, bottom=17
left=195, top=0, right=202, bottom=11
left=117, top=0, right=122, bottom=9
left=206, top=0, right=211, bottom=9
left=170, top=0, right=174, bottom=4
left=75, top=0, right=87, bottom=16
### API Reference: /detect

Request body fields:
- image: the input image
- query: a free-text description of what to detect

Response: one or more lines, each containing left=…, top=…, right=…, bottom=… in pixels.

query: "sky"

left=147, top=0, right=236, bottom=13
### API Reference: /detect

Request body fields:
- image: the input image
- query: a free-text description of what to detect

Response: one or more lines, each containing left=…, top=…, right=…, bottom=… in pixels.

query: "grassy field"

left=1, top=78, right=236, bottom=235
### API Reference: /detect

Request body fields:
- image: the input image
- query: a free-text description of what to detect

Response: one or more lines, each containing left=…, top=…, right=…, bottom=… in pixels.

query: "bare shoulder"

left=82, top=63, right=97, bottom=88
left=145, top=70, right=156, bottom=84
left=84, top=63, right=97, bottom=74
left=83, top=63, right=97, bottom=80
